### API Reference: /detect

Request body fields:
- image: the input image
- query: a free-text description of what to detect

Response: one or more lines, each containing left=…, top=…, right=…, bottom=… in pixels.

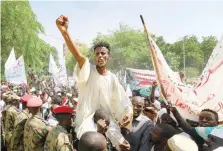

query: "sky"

left=30, top=1, right=223, bottom=56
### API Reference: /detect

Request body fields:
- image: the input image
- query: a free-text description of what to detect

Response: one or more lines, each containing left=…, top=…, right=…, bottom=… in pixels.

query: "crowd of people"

left=0, top=15, right=223, bottom=151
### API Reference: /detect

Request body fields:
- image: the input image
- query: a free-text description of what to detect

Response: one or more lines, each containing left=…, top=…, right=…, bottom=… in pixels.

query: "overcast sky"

left=30, top=1, right=223, bottom=56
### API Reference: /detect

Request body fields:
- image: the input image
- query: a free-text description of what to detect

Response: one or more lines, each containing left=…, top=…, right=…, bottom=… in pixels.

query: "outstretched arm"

left=150, top=81, right=157, bottom=103
left=56, top=15, right=85, bottom=69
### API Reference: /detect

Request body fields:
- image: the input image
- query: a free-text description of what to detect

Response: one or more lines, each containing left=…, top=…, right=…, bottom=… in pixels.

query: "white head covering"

left=213, top=147, right=223, bottom=151
left=168, top=134, right=198, bottom=151
left=210, top=127, right=223, bottom=139
left=30, top=87, right=36, bottom=92
left=152, top=100, right=161, bottom=110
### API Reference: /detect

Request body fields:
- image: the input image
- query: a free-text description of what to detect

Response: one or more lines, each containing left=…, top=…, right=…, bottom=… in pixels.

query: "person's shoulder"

left=141, top=115, right=154, bottom=124
left=140, top=114, right=150, bottom=121
left=32, top=116, right=50, bottom=127
left=8, top=106, right=18, bottom=113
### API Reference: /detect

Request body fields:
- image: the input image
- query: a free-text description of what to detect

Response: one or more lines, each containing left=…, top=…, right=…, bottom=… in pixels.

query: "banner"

left=49, top=53, right=59, bottom=74
left=5, top=47, right=16, bottom=69
left=5, top=48, right=17, bottom=80
left=5, top=56, right=27, bottom=84
left=49, top=53, right=67, bottom=87
left=54, top=55, right=67, bottom=87
left=125, top=68, right=159, bottom=96
left=149, top=35, right=223, bottom=121
left=68, top=76, right=75, bottom=88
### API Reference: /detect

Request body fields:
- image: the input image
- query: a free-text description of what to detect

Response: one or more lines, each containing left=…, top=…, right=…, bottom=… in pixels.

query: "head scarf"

left=195, top=126, right=223, bottom=141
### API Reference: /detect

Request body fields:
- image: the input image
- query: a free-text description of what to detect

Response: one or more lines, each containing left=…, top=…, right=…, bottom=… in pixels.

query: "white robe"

left=74, top=58, right=133, bottom=148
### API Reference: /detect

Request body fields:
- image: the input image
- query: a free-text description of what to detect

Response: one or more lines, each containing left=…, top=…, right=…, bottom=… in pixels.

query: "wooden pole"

left=140, top=15, right=166, bottom=99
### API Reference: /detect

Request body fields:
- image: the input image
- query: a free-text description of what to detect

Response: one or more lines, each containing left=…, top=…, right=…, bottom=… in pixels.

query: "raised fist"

left=56, top=15, right=68, bottom=33
left=152, top=80, right=158, bottom=87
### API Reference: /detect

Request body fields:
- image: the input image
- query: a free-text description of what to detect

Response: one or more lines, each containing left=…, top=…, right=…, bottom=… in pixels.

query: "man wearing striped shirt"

left=123, top=96, right=154, bottom=151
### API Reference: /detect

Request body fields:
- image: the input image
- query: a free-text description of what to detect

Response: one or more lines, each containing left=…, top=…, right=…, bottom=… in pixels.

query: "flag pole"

left=140, top=15, right=166, bottom=99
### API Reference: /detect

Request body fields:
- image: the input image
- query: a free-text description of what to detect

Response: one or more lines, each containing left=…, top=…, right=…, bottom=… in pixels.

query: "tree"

left=1, top=1, right=58, bottom=80
left=65, top=43, right=89, bottom=72
left=91, top=24, right=217, bottom=79
left=200, top=36, right=217, bottom=67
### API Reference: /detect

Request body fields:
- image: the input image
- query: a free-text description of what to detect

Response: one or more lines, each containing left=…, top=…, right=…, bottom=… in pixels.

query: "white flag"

left=149, top=35, right=223, bottom=121
left=5, top=47, right=16, bottom=69
left=49, top=53, right=59, bottom=74
left=5, top=56, right=27, bottom=84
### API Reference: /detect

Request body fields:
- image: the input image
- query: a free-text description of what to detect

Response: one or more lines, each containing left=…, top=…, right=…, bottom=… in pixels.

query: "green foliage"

left=1, top=1, right=59, bottom=80
left=65, top=44, right=89, bottom=72
left=90, top=24, right=217, bottom=78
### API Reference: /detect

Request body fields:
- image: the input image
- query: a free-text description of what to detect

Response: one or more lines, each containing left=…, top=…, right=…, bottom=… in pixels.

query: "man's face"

left=132, top=97, right=144, bottom=118
left=64, top=115, right=73, bottom=131
left=94, top=47, right=109, bottom=68
left=199, top=111, right=218, bottom=127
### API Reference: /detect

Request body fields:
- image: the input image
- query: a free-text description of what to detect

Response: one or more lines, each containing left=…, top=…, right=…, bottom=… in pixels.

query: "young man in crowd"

left=24, top=96, right=52, bottom=151
left=93, top=109, right=119, bottom=151
left=3, top=94, right=20, bottom=149
left=10, top=94, right=32, bottom=151
left=56, top=15, right=133, bottom=150
left=150, top=124, right=179, bottom=151
left=123, top=96, right=154, bottom=151
left=170, top=107, right=219, bottom=151
left=78, top=131, right=108, bottom=151
left=44, top=106, right=74, bottom=151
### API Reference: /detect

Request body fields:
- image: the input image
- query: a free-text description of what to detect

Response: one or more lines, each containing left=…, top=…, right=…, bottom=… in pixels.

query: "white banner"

left=49, top=53, right=59, bottom=74
left=5, top=47, right=16, bottom=69
left=126, top=68, right=156, bottom=88
left=149, top=35, right=223, bottom=121
left=5, top=56, right=27, bottom=84
left=48, top=53, right=67, bottom=87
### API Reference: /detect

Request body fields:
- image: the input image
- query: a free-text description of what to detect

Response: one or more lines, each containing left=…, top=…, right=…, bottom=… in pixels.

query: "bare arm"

left=56, top=15, right=85, bottom=68
left=150, top=81, right=157, bottom=103
left=61, top=31, right=85, bottom=68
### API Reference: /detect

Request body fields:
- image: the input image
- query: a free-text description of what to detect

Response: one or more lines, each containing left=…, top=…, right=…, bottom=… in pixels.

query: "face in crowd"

left=94, top=42, right=110, bottom=68
left=132, top=96, right=144, bottom=118
left=199, top=109, right=218, bottom=127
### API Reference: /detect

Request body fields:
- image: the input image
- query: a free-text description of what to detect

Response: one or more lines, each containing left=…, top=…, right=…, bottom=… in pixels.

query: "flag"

left=49, top=53, right=59, bottom=74
left=5, top=47, right=16, bottom=70
left=5, top=56, right=27, bottom=84
left=148, top=35, right=223, bottom=121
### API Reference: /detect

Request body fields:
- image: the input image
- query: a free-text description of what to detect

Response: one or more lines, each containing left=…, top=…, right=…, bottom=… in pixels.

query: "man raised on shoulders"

left=56, top=15, right=133, bottom=150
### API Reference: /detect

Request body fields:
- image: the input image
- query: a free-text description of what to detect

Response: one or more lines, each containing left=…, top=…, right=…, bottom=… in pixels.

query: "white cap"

left=30, top=87, right=36, bottom=92
left=210, top=128, right=223, bottom=139
left=152, top=100, right=161, bottom=110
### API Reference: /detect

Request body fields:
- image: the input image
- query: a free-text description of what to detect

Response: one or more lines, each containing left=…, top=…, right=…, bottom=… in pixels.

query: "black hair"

left=93, top=109, right=110, bottom=125
left=78, top=131, right=107, bottom=151
left=52, top=95, right=62, bottom=105
left=201, top=109, right=219, bottom=122
left=132, top=90, right=141, bottom=96
left=156, top=124, right=179, bottom=139
left=55, top=113, right=72, bottom=121
left=93, top=41, right=110, bottom=54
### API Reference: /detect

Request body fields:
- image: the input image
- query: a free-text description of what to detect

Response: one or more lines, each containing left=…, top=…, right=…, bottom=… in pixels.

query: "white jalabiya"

left=74, top=59, right=133, bottom=149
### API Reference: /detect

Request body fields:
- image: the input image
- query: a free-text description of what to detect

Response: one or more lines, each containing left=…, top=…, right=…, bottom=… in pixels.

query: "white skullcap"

left=167, top=134, right=198, bottom=151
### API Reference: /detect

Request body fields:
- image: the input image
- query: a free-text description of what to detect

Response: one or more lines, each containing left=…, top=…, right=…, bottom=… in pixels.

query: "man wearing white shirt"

left=56, top=15, right=133, bottom=150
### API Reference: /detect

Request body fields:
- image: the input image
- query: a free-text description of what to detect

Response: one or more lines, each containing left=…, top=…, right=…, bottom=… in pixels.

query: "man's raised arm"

left=56, top=15, right=85, bottom=69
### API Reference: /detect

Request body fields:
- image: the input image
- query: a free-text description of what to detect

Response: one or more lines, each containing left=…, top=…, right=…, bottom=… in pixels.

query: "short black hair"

left=93, top=109, right=110, bottom=125
left=55, top=113, right=72, bottom=121
left=132, top=90, right=141, bottom=96
left=156, top=124, right=179, bottom=139
left=201, top=109, right=219, bottom=122
left=52, top=95, right=61, bottom=105
left=78, top=131, right=107, bottom=151
left=93, top=41, right=110, bottom=54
